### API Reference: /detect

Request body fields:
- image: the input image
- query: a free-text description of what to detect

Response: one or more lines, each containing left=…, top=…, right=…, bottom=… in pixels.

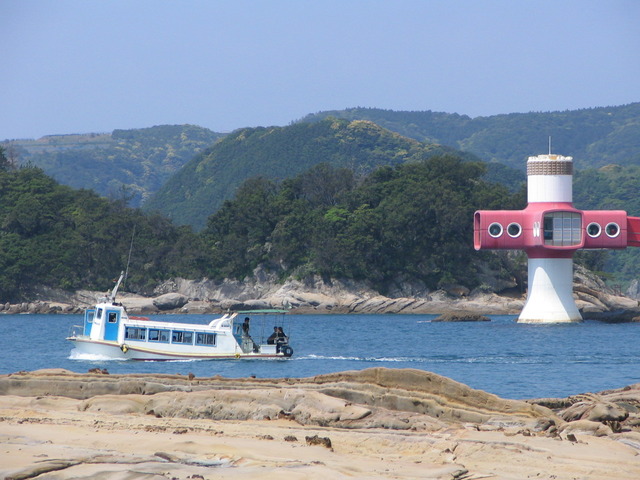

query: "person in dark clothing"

left=267, top=326, right=279, bottom=344
left=276, top=327, right=288, bottom=344
left=268, top=326, right=288, bottom=351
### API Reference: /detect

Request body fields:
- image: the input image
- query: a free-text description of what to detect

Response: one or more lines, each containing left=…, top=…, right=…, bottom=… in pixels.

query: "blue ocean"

left=1, top=313, right=639, bottom=400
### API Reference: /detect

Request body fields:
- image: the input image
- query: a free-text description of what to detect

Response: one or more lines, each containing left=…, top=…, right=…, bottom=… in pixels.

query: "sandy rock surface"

left=2, top=367, right=640, bottom=479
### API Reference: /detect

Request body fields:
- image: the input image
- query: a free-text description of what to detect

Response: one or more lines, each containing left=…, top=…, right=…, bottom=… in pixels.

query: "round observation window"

left=586, top=222, right=601, bottom=238
left=488, top=222, right=503, bottom=238
left=605, top=222, right=620, bottom=238
left=507, top=223, right=522, bottom=238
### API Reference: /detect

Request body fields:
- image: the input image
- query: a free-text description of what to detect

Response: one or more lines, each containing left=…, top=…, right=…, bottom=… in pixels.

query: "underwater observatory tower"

left=474, top=153, right=640, bottom=323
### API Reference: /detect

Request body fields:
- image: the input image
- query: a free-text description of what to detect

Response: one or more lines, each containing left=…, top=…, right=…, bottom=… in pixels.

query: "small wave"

left=302, top=354, right=362, bottom=361
left=68, top=350, right=118, bottom=362
left=302, top=354, right=423, bottom=363
left=293, top=352, right=640, bottom=367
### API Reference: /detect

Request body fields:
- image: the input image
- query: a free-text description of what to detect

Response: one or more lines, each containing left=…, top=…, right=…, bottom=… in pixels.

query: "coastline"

left=2, top=368, right=640, bottom=479
left=2, top=285, right=638, bottom=319
left=2, top=264, right=639, bottom=317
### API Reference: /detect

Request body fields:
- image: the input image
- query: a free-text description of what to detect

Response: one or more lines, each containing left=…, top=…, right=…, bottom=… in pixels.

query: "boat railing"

left=68, top=324, right=87, bottom=339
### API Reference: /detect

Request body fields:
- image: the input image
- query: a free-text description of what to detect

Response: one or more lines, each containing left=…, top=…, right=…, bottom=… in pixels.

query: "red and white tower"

left=474, top=154, right=640, bottom=323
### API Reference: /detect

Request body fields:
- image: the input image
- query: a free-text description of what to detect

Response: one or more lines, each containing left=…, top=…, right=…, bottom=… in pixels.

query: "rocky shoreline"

left=2, top=368, right=640, bottom=479
left=3, top=266, right=640, bottom=319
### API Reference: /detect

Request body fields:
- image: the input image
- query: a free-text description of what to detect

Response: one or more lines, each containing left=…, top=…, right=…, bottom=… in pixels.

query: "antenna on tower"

left=548, top=136, right=552, bottom=155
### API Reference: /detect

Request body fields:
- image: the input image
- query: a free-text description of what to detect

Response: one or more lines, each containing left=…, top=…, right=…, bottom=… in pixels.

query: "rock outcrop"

left=3, top=367, right=640, bottom=444
left=3, top=368, right=640, bottom=480
left=433, top=312, right=491, bottom=322
left=152, top=292, right=189, bottom=311
left=530, top=385, right=640, bottom=446
left=0, top=368, right=557, bottom=432
left=3, top=264, right=639, bottom=317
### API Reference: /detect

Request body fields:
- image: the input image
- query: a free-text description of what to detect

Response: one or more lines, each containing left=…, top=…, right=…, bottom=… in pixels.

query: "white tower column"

left=518, top=258, right=581, bottom=323
left=518, top=154, right=582, bottom=324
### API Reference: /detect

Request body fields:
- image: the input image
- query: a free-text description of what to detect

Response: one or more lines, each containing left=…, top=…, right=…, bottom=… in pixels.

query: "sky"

left=2, top=0, right=639, bottom=140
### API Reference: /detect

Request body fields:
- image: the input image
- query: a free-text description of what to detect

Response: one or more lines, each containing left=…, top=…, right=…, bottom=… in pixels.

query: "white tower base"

left=518, top=258, right=582, bottom=323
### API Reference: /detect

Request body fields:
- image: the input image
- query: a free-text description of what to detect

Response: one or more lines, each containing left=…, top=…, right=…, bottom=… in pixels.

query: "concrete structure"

left=474, top=154, right=640, bottom=323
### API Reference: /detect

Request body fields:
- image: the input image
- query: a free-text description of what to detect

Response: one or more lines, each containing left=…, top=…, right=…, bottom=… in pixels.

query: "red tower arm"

left=627, top=217, right=640, bottom=247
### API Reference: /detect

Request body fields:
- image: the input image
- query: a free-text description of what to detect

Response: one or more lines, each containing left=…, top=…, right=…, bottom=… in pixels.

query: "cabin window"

left=172, top=331, right=194, bottom=344
left=196, top=332, right=216, bottom=346
left=95, top=308, right=103, bottom=321
left=543, top=212, right=581, bottom=246
left=108, top=312, right=118, bottom=323
left=148, top=329, right=170, bottom=343
left=125, top=327, right=147, bottom=341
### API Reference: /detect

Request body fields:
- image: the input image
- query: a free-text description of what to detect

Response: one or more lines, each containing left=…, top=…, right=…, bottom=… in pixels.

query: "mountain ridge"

left=3, top=124, right=223, bottom=207
left=300, top=103, right=640, bottom=170
left=144, top=118, right=475, bottom=229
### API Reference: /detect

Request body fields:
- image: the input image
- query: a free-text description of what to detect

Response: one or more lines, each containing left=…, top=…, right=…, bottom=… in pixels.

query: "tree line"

left=0, top=153, right=524, bottom=301
left=201, top=156, right=525, bottom=293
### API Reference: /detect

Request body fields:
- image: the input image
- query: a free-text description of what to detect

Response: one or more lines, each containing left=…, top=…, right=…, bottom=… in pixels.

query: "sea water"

left=1, top=313, right=639, bottom=400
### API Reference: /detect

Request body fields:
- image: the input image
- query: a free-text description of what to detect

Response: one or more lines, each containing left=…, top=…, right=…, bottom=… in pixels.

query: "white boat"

left=67, top=273, right=293, bottom=360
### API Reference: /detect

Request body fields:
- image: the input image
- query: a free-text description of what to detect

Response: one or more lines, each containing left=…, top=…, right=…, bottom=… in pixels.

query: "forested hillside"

left=200, top=156, right=525, bottom=293
left=301, top=103, right=640, bottom=170
left=144, top=118, right=479, bottom=229
left=0, top=164, right=210, bottom=300
left=5, top=104, right=638, bottom=221
left=0, top=151, right=524, bottom=301
left=3, top=125, right=222, bottom=207
left=2, top=104, right=639, bottom=296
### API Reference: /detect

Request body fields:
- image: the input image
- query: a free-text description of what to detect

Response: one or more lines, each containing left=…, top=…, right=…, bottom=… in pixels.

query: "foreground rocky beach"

left=1, top=368, right=639, bottom=479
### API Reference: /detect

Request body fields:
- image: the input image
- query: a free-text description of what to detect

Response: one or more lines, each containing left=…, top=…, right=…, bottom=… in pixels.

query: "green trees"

left=0, top=167, right=208, bottom=300
left=301, top=103, right=640, bottom=171
left=202, top=177, right=279, bottom=279
left=0, top=146, right=11, bottom=171
left=201, top=156, right=524, bottom=292
left=0, top=154, right=526, bottom=301
left=7, top=125, right=222, bottom=208
left=145, top=118, right=469, bottom=229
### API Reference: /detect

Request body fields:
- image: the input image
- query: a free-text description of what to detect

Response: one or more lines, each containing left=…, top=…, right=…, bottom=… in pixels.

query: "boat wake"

left=68, top=350, right=207, bottom=363
left=68, top=350, right=118, bottom=362
left=303, top=354, right=409, bottom=362
left=301, top=352, right=635, bottom=366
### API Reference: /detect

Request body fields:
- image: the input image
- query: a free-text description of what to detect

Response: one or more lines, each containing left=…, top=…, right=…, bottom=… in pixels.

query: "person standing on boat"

left=242, top=317, right=250, bottom=335
left=242, top=317, right=259, bottom=353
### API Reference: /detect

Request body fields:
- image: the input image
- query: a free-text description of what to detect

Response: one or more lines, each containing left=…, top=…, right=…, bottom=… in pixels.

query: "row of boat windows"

left=125, top=326, right=217, bottom=346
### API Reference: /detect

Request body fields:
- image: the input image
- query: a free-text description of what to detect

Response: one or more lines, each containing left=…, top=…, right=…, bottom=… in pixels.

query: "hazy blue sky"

left=2, top=0, right=639, bottom=139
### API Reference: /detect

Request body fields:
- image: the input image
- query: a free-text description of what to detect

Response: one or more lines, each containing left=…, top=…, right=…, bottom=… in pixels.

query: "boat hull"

left=68, top=337, right=285, bottom=361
